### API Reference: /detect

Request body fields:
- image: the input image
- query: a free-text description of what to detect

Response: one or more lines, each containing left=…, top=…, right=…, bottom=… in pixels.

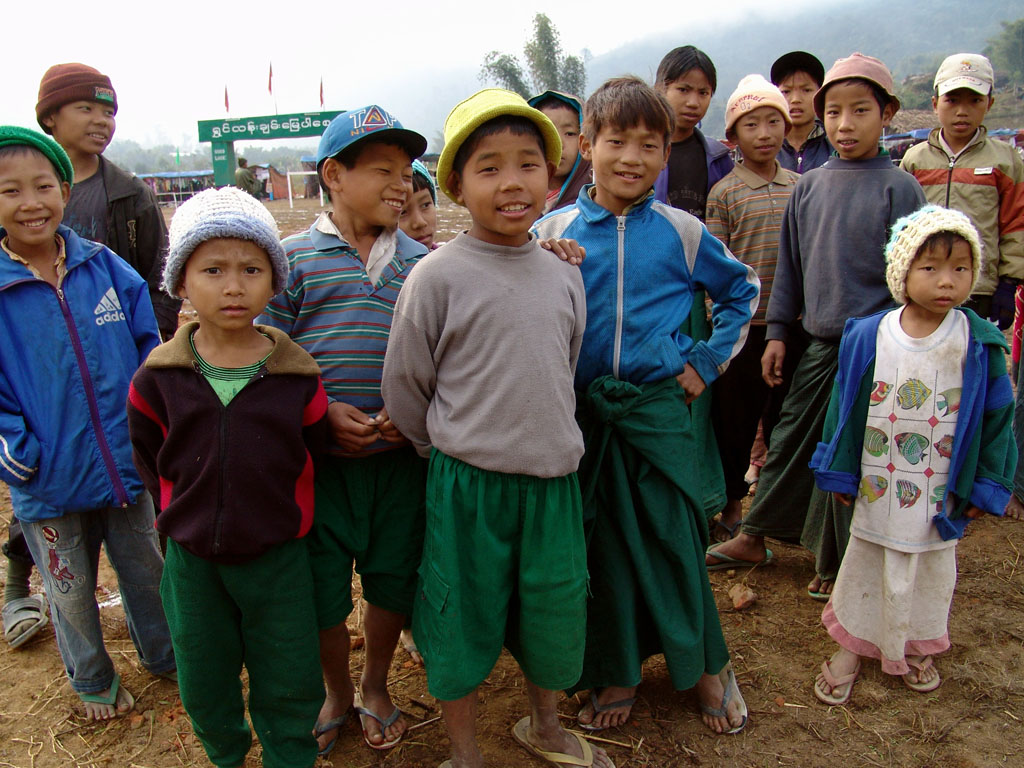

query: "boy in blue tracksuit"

left=0, top=127, right=173, bottom=719
left=535, top=76, right=759, bottom=735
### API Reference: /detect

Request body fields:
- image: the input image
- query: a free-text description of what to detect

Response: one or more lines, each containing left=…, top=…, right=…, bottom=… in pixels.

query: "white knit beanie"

left=884, top=205, right=982, bottom=305
left=724, top=74, right=792, bottom=136
left=163, top=187, right=288, bottom=296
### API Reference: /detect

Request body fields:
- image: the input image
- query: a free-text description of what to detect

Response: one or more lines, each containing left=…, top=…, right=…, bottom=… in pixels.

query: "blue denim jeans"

left=20, top=493, right=175, bottom=694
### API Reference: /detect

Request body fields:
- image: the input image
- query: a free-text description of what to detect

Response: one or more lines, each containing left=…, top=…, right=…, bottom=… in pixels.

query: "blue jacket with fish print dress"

left=810, top=307, right=1016, bottom=540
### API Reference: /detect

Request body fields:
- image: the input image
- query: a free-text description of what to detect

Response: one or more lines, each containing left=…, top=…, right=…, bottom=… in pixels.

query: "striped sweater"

left=258, top=220, right=427, bottom=456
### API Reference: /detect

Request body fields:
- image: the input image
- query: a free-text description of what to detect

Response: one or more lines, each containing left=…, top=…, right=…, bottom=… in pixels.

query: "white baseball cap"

left=934, top=53, right=994, bottom=96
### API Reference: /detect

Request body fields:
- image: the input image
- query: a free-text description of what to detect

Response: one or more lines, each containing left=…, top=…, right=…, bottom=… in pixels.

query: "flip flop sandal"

left=814, top=658, right=860, bottom=705
left=354, top=696, right=404, bottom=750
left=78, top=672, right=135, bottom=718
left=712, top=518, right=742, bottom=543
left=577, top=689, right=635, bottom=731
left=700, top=666, right=748, bottom=735
left=3, top=595, right=49, bottom=649
left=512, top=716, right=594, bottom=766
left=705, top=545, right=774, bottom=572
left=314, top=706, right=353, bottom=757
left=902, top=656, right=942, bottom=693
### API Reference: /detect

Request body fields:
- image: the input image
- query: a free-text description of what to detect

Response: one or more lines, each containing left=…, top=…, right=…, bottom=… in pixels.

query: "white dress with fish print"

left=824, top=307, right=966, bottom=674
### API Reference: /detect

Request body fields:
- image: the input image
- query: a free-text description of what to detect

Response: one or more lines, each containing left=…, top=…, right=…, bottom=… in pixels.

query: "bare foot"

left=712, top=500, right=743, bottom=543
left=705, top=533, right=767, bottom=567
left=81, top=680, right=134, bottom=720
left=314, top=687, right=354, bottom=755
left=577, top=685, right=637, bottom=730
left=400, top=628, right=423, bottom=665
left=357, top=685, right=406, bottom=747
left=1005, top=494, right=1024, bottom=521
left=522, top=717, right=616, bottom=768
left=695, top=669, right=746, bottom=734
left=815, top=648, right=860, bottom=698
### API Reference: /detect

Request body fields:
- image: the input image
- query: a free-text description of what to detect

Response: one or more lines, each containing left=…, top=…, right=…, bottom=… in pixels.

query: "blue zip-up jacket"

left=534, top=186, right=759, bottom=389
left=0, top=225, right=160, bottom=521
left=810, top=308, right=1016, bottom=541
left=777, top=120, right=833, bottom=174
left=653, top=128, right=734, bottom=205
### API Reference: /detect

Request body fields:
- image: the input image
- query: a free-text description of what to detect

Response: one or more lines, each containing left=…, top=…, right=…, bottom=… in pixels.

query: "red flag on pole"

left=268, top=62, right=273, bottom=95
left=224, top=86, right=229, bottom=113
left=319, top=77, right=324, bottom=108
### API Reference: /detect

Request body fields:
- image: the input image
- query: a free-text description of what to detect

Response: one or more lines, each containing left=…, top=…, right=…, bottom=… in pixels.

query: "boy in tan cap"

left=706, top=75, right=801, bottom=542
left=382, top=88, right=613, bottom=768
left=706, top=53, right=927, bottom=600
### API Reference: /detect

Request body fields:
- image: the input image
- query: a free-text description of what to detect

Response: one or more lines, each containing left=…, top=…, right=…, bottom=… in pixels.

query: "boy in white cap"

left=382, top=88, right=614, bottom=768
left=809, top=204, right=1014, bottom=705
left=705, top=75, right=801, bottom=542
left=128, top=187, right=328, bottom=768
left=900, top=53, right=1024, bottom=322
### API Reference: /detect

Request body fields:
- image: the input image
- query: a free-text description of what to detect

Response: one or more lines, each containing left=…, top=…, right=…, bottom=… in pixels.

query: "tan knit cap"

left=884, top=205, right=982, bottom=305
left=724, top=75, right=792, bottom=135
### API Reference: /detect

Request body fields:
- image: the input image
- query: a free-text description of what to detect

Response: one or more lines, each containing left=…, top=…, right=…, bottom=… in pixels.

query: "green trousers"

left=572, top=376, right=730, bottom=694
left=161, top=539, right=324, bottom=768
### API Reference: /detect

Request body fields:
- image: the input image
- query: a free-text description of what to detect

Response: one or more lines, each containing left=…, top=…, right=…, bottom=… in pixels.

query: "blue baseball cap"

left=316, top=105, right=426, bottom=167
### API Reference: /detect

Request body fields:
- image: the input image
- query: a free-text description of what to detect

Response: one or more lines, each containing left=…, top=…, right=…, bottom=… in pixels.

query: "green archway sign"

left=198, top=110, right=342, bottom=187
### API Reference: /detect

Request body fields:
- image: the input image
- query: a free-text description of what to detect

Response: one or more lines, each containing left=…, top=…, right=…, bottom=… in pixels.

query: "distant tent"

left=252, top=163, right=289, bottom=200
left=138, top=169, right=215, bottom=205
left=301, top=155, right=318, bottom=199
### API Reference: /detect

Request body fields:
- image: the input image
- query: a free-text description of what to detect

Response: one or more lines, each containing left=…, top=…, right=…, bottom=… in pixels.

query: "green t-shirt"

left=190, top=332, right=271, bottom=405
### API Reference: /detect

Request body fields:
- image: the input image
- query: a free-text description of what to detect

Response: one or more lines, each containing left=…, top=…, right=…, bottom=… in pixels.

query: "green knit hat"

left=0, top=126, right=74, bottom=185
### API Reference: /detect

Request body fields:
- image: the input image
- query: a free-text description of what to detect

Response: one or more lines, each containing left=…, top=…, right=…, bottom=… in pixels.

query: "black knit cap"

left=36, top=63, right=118, bottom=133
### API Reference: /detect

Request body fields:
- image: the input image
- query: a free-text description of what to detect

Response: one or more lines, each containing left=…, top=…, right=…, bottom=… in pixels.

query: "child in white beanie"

left=127, top=187, right=329, bottom=768
left=808, top=204, right=1015, bottom=706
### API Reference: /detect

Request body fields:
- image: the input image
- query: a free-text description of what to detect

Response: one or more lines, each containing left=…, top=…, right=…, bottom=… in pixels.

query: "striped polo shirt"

left=705, top=161, right=799, bottom=324
left=258, top=215, right=427, bottom=456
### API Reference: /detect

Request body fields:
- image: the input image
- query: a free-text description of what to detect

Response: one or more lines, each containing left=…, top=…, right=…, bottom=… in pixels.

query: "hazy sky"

left=3, top=0, right=823, bottom=152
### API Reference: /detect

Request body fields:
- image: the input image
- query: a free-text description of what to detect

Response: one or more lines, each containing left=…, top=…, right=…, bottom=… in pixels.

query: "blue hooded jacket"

left=0, top=225, right=160, bottom=521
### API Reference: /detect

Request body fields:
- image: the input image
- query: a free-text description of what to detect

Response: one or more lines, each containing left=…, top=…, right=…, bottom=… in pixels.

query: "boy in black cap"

left=771, top=51, right=833, bottom=174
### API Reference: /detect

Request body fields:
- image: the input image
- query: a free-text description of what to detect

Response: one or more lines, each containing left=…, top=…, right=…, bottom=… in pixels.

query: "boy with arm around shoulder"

left=534, top=76, right=758, bottom=735
left=382, top=89, right=614, bottom=768
left=0, top=126, right=173, bottom=718
left=706, top=53, right=928, bottom=597
left=127, top=187, right=328, bottom=768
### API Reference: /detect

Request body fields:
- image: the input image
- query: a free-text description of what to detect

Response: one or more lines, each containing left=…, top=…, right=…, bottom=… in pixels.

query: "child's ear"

left=931, top=95, right=939, bottom=114
left=446, top=171, right=464, bottom=205
left=320, top=158, right=345, bottom=194
left=881, top=102, right=896, bottom=128
left=579, top=134, right=593, bottom=161
left=545, top=160, right=556, bottom=180
left=41, top=112, right=56, bottom=132
left=60, top=181, right=70, bottom=204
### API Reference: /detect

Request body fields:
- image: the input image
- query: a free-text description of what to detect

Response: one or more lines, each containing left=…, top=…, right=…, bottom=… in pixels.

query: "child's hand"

left=372, top=408, right=408, bottom=445
left=539, top=238, right=586, bottom=266
left=965, top=504, right=985, bottom=519
left=761, top=340, right=787, bottom=387
left=675, top=364, right=706, bottom=404
left=327, top=402, right=378, bottom=452
left=833, top=492, right=854, bottom=506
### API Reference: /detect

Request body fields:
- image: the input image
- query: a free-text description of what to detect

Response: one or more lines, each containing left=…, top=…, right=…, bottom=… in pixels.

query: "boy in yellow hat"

left=382, top=88, right=613, bottom=768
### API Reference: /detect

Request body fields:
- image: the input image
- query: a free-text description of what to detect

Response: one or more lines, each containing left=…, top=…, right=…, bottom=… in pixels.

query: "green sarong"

left=571, top=376, right=730, bottom=694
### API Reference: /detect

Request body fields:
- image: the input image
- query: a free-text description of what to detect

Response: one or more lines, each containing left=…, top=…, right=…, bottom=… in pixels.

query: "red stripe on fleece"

left=994, top=170, right=1024, bottom=235
left=295, top=453, right=315, bottom=537
left=128, top=384, right=168, bottom=437
left=159, top=478, right=174, bottom=513
left=303, top=380, right=328, bottom=425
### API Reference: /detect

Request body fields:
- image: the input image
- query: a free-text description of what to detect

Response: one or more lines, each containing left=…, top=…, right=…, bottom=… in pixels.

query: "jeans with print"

left=20, top=493, right=175, bottom=694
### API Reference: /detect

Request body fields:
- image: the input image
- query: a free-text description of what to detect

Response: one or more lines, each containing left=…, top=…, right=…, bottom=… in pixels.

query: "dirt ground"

left=1, top=196, right=1022, bottom=768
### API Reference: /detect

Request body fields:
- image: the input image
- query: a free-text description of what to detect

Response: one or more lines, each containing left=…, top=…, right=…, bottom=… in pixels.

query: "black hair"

left=411, top=168, right=436, bottom=203
left=917, top=231, right=970, bottom=260
left=822, top=78, right=892, bottom=115
left=0, top=145, right=63, bottom=181
left=582, top=76, right=675, bottom=145
left=316, top=136, right=413, bottom=200
left=655, top=45, right=717, bottom=93
left=532, top=96, right=581, bottom=121
left=450, top=116, right=545, bottom=177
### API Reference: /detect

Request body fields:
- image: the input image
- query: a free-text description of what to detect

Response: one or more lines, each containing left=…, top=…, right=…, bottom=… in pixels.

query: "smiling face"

left=399, top=186, right=437, bottom=248
left=822, top=79, right=894, bottom=161
left=660, top=68, right=713, bottom=142
left=732, top=106, right=787, bottom=170
left=177, top=238, right=276, bottom=334
left=448, top=128, right=550, bottom=247
left=0, top=148, right=69, bottom=262
left=323, top=142, right=413, bottom=232
left=43, top=101, right=115, bottom=160
left=777, top=70, right=819, bottom=131
left=582, top=120, right=670, bottom=216
left=933, top=88, right=993, bottom=153
left=903, top=236, right=974, bottom=327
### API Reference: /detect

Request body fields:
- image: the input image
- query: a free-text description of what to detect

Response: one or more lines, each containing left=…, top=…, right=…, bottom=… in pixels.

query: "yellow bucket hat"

left=436, top=88, right=562, bottom=204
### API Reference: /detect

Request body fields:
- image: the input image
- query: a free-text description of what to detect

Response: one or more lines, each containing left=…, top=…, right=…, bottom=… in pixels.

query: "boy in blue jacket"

left=0, top=126, right=173, bottom=719
left=535, top=76, right=759, bottom=735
